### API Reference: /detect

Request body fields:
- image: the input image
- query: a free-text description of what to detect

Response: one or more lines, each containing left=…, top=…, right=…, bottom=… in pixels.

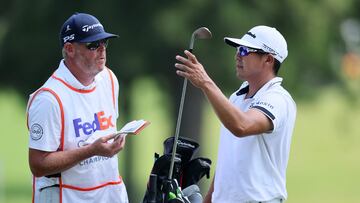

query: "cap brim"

left=224, top=37, right=261, bottom=49
left=78, top=32, right=119, bottom=43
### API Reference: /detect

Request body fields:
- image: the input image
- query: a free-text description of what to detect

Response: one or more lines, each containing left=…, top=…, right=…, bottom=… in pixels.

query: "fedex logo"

left=73, top=111, right=114, bottom=137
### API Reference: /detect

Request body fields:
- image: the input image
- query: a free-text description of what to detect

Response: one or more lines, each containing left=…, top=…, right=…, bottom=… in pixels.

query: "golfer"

left=175, top=25, right=296, bottom=203
left=27, top=13, right=128, bottom=203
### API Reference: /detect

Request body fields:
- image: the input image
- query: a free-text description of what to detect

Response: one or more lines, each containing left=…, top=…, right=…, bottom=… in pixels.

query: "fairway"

left=1, top=84, right=360, bottom=203
left=0, top=90, right=31, bottom=203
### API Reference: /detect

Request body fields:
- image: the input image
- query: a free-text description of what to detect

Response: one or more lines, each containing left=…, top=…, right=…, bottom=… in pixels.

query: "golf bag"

left=142, top=136, right=211, bottom=203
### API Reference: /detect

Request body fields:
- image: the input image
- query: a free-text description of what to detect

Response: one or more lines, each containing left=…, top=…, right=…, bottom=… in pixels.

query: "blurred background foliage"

left=1, top=0, right=360, bottom=202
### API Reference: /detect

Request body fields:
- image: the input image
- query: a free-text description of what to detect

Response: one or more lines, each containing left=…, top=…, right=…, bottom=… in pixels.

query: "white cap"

left=224, top=25, right=288, bottom=63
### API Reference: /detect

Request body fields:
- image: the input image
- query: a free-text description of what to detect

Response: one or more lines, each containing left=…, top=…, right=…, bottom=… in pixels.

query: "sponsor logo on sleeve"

left=250, top=101, right=274, bottom=109
left=250, top=101, right=276, bottom=120
left=30, top=123, right=43, bottom=140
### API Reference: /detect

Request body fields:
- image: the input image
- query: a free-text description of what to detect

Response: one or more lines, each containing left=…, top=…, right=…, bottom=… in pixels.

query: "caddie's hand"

left=90, top=133, right=126, bottom=157
left=175, top=50, right=213, bottom=89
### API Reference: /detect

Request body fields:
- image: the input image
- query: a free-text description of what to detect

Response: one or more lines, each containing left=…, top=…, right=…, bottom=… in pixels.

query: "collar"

left=236, top=77, right=283, bottom=97
left=55, top=60, right=98, bottom=90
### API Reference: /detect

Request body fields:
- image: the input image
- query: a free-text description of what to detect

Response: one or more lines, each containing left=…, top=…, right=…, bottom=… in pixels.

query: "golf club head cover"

left=143, top=154, right=182, bottom=203
left=147, top=174, right=157, bottom=203
left=181, top=157, right=211, bottom=188
left=167, top=198, right=185, bottom=203
left=151, top=153, right=182, bottom=181
left=182, top=185, right=203, bottom=203
left=142, top=174, right=159, bottom=203
left=163, top=136, right=200, bottom=164
left=165, top=179, right=189, bottom=203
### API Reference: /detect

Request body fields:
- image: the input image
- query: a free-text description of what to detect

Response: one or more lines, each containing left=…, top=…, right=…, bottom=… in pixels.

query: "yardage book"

left=84, top=119, right=150, bottom=145
left=118, top=119, right=150, bottom=135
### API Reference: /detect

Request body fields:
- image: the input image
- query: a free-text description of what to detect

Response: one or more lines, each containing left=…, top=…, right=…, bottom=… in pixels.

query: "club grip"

left=148, top=174, right=157, bottom=203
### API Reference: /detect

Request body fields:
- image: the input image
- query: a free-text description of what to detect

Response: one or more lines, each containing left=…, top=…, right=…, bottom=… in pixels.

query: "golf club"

left=168, top=27, right=212, bottom=179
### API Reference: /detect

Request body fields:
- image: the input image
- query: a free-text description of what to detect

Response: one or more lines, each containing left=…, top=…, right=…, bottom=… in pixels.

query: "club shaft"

left=168, top=33, right=196, bottom=179
left=168, top=77, right=188, bottom=179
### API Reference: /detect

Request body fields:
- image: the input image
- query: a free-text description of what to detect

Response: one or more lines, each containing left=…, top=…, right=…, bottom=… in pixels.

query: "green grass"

left=0, top=89, right=31, bottom=203
left=287, top=88, right=360, bottom=203
left=123, top=77, right=172, bottom=202
left=1, top=84, right=360, bottom=203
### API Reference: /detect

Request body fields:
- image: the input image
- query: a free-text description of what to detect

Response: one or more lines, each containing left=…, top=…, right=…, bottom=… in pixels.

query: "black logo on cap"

left=246, top=32, right=256, bottom=38
left=30, top=123, right=43, bottom=140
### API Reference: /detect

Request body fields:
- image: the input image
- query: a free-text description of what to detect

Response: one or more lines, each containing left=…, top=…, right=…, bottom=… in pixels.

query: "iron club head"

left=189, top=27, right=212, bottom=51
left=169, top=26, right=212, bottom=180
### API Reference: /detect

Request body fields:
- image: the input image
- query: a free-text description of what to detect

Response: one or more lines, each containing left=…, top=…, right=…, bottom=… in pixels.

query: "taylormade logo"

left=82, top=23, right=103, bottom=32
left=246, top=32, right=256, bottom=38
left=177, top=140, right=195, bottom=149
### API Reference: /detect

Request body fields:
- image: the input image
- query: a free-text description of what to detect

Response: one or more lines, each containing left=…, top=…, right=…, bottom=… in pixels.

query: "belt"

left=39, top=184, right=60, bottom=192
left=45, top=173, right=61, bottom=178
left=247, top=198, right=283, bottom=203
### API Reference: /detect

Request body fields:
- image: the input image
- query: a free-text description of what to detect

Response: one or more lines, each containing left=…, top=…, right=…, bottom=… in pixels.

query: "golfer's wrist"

left=201, top=79, right=216, bottom=93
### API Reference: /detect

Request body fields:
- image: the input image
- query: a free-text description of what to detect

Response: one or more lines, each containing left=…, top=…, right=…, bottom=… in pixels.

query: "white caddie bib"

left=27, top=62, right=127, bottom=203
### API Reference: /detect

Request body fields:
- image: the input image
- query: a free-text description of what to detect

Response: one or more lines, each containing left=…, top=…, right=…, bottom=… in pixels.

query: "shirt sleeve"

left=28, top=91, right=61, bottom=151
left=250, top=92, right=288, bottom=133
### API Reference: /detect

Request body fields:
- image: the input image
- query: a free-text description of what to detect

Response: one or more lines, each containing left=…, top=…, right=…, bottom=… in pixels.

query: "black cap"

left=59, top=13, right=118, bottom=47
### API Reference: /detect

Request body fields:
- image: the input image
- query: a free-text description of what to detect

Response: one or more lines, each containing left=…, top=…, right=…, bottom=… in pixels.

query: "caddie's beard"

left=93, top=64, right=105, bottom=76
left=78, top=62, right=104, bottom=79
left=89, top=58, right=106, bottom=76
left=95, top=56, right=106, bottom=71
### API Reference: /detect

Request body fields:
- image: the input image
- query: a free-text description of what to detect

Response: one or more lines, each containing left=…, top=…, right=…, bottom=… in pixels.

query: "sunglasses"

left=236, top=46, right=267, bottom=56
left=85, top=39, right=109, bottom=51
left=237, top=46, right=269, bottom=57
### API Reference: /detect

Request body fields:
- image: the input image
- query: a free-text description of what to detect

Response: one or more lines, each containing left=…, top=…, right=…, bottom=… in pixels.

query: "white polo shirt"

left=212, top=77, right=296, bottom=203
left=28, top=61, right=105, bottom=152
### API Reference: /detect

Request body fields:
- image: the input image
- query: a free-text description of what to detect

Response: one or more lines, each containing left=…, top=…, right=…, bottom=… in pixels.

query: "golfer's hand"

left=90, top=133, right=126, bottom=157
left=175, top=50, right=213, bottom=89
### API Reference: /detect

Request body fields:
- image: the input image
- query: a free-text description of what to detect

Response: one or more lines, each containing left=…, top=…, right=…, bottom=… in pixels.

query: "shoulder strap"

left=106, top=68, right=116, bottom=110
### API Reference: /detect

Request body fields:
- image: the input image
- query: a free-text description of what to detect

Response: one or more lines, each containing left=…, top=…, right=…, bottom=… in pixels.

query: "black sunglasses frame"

left=85, top=39, right=109, bottom=51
